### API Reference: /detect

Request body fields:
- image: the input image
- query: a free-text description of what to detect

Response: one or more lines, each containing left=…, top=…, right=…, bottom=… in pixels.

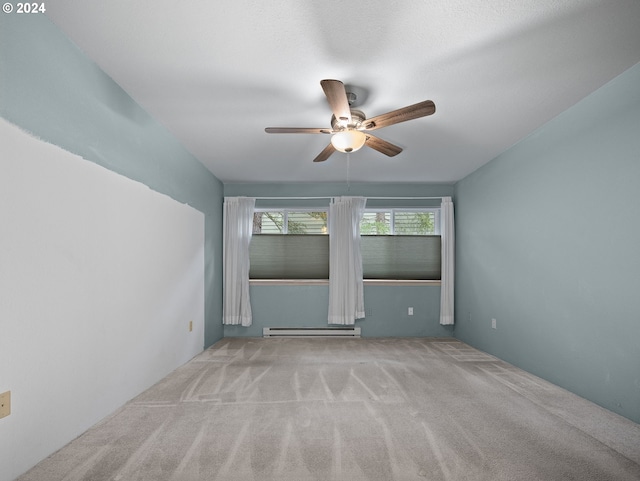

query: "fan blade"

left=365, top=134, right=402, bottom=157
left=313, top=144, right=336, bottom=163
left=265, top=127, right=332, bottom=134
left=320, top=79, right=352, bottom=125
left=362, top=100, right=435, bottom=131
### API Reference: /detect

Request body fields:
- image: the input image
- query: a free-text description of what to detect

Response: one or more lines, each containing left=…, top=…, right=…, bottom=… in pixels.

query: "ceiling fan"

left=265, top=79, right=436, bottom=163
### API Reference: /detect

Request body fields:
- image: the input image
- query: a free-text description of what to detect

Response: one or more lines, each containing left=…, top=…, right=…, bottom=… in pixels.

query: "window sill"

left=250, top=279, right=441, bottom=287
left=365, top=279, right=441, bottom=287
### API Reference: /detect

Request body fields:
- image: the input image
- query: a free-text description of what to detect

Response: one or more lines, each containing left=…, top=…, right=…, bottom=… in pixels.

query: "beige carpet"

left=18, top=337, right=640, bottom=480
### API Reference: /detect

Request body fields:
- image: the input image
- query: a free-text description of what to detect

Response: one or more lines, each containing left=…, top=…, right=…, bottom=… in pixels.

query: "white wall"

left=0, top=119, right=205, bottom=481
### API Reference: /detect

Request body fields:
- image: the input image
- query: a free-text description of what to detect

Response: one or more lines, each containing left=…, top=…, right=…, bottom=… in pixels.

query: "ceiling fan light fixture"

left=265, top=79, right=435, bottom=162
left=331, top=129, right=366, bottom=153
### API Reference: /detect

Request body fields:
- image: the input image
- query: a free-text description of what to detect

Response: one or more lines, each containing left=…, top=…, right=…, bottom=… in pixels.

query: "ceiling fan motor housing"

left=331, top=109, right=366, bottom=131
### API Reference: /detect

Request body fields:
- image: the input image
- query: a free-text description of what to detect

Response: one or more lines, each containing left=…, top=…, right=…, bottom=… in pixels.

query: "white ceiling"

left=45, top=1, right=640, bottom=184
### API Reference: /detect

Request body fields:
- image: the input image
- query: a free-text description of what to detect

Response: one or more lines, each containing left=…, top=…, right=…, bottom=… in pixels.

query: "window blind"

left=250, top=234, right=441, bottom=280
left=361, top=235, right=441, bottom=280
left=249, top=234, right=329, bottom=279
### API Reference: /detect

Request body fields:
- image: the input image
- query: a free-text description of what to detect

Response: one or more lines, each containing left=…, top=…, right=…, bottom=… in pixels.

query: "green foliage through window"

left=253, top=210, right=328, bottom=234
left=361, top=210, right=438, bottom=235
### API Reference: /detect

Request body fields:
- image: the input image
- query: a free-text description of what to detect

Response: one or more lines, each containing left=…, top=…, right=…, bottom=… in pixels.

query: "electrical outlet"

left=491, top=318, right=497, bottom=329
left=0, top=391, right=11, bottom=419
left=408, top=307, right=414, bottom=316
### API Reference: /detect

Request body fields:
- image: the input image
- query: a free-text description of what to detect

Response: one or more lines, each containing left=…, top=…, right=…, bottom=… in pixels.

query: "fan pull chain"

left=346, top=152, right=351, bottom=191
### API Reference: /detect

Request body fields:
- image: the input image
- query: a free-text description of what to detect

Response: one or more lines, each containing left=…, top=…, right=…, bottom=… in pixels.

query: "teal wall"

left=454, top=63, right=640, bottom=423
left=0, top=13, right=225, bottom=347
left=224, top=285, right=446, bottom=338
left=223, top=182, right=454, bottom=338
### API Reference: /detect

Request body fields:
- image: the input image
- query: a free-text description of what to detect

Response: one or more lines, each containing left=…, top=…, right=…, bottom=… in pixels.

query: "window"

left=249, top=206, right=441, bottom=281
left=250, top=209, right=328, bottom=279
left=360, top=209, right=440, bottom=235
left=253, top=210, right=328, bottom=234
left=360, top=209, right=441, bottom=280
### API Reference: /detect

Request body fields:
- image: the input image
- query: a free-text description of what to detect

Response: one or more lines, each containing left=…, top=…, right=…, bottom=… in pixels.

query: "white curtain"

left=328, top=196, right=367, bottom=325
left=440, top=196, right=455, bottom=325
left=223, top=197, right=255, bottom=326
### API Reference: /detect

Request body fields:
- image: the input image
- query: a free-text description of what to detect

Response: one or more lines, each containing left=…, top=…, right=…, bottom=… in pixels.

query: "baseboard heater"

left=263, top=327, right=361, bottom=338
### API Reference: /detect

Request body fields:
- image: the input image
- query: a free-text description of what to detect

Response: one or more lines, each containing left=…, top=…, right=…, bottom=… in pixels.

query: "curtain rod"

left=247, top=196, right=445, bottom=200
left=367, top=196, right=444, bottom=200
